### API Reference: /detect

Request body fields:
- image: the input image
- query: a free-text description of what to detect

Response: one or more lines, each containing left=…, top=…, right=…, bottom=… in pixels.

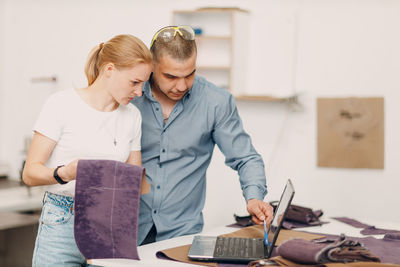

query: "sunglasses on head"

left=150, top=25, right=195, bottom=48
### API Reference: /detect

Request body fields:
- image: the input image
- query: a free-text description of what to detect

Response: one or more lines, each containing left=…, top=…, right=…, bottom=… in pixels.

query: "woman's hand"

left=58, top=159, right=79, bottom=182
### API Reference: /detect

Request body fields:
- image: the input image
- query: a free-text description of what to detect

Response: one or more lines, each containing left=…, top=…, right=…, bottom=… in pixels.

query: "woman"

left=22, top=34, right=152, bottom=266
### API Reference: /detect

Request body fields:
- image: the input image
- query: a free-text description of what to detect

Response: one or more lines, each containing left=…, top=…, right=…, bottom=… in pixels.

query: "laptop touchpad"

left=188, top=236, right=217, bottom=258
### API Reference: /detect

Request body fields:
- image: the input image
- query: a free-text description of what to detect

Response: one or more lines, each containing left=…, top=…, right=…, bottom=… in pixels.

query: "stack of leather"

left=276, top=234, right=380, bottom=264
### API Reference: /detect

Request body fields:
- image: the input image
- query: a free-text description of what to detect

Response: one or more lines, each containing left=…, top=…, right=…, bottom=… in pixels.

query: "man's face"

left=152, top=53, right=196, bottom=102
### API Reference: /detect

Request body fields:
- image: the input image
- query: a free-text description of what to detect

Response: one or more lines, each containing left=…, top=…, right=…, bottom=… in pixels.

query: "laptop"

left=188, top=179, right=295, bottom=263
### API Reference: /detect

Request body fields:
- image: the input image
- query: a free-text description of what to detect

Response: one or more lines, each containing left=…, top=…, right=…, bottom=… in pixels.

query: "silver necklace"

left=101, top=110, right=118, bottom=147
left=112, top=112, right=118, bottom=146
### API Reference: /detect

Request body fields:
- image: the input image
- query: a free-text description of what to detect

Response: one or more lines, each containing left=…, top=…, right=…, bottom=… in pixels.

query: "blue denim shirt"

left=131, top=76, right=267, bottom=244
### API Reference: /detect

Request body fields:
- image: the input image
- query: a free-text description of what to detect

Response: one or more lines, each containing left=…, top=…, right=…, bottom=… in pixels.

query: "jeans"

left=32, top=192, right=87, bottom=267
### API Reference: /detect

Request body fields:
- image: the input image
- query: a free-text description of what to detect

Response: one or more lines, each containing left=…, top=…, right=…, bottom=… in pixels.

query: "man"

left=131, top=26, right=273, bottom=245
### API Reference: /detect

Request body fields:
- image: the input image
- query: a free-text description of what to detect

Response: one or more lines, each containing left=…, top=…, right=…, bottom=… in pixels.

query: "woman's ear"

left=102, top=62, right=115, bottom=78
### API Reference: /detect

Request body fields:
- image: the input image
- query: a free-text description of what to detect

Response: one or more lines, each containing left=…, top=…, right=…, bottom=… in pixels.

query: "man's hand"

left=246, top=199, right=274, bottom=225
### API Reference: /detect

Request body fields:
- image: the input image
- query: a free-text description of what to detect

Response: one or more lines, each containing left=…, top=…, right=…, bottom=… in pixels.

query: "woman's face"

left=108, top=63, right=153, bottom=105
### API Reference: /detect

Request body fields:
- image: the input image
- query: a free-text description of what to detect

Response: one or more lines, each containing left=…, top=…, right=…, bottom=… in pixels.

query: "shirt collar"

left=142, top=79, right=157, bottom=102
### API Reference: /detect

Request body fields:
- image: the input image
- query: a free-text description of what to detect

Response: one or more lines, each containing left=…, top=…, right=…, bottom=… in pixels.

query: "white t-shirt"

left=34, top=88, right=142, bottom=197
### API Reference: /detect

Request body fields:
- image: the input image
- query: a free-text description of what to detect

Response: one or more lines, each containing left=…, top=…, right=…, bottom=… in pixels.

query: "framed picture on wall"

left=317, top=97, right=384, bottom=169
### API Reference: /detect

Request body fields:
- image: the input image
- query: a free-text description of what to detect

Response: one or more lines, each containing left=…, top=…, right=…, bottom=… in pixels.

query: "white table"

left=0, top=185, right=44, bottom=212
left=0, top=183, right=44, bottom=266
left=91, top=218, right=400, bottom=267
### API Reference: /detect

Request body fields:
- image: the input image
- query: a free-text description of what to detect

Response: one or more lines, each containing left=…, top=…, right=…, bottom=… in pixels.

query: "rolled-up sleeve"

left=212, top=94, right=267, bottom=202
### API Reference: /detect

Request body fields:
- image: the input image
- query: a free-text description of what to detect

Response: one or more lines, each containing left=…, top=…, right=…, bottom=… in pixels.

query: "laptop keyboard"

left=213, top=237, right=265, bottom=259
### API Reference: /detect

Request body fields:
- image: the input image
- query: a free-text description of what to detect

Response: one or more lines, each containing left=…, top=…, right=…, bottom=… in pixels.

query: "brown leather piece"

left=157, top=244, right=217, bottom=267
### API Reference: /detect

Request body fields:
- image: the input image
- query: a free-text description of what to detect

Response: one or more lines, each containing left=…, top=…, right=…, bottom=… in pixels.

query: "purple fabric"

left=333, top=236, right=400, bottom=264
left=277, top=238, right=326, bottom=264
left=276, top=237, right=381, bottom=264
left=277, top=238, right=331, bottom=264
left=332, top=217, right=372, bottom=228
left=228, top=210, right=327, bottom=230
left=74, top=160, right=144, bottom=260
left=360, top=226, right=400, bottom=235
left=303, top=232, right=400, bottom=264
left=383, top=233, right=400, bottom=242
left=332, top=217, right=400, bottom=236
left=281, top=218, right=329, bottom=230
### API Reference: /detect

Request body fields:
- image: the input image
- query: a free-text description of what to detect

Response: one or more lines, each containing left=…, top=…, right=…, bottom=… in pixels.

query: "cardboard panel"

left=317, top=97, right=384, bottom=169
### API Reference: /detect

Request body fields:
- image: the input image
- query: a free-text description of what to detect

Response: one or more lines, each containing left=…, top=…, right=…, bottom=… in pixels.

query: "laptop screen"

left=267, top=179, right=295, bottom=254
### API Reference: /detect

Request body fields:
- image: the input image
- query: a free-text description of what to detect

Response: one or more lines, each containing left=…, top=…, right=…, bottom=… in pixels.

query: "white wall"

left=1, top=0, right=399, bottom=230
left=1, top=0, right=241, bottom=178
left=0, top=0, right=6, bottom=162
left=205, top=0, right=400, bottom=228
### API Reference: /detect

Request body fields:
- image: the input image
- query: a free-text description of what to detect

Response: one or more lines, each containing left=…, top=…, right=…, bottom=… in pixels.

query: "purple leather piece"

left=229, top=210, right=326, bottom=229
left=74, top=160, right=144, bottom=260
left=333, top=217, right=400, bottom=236
left=277, top=238, right=329, bottom=264
left=282, top=218, right=329, bottom=230
left=383, top=233, right=400, bottom=242
left=332, top=217, right=372, bottom=228
left=307, top=233, right=400, bottom=264
left=360, top=226, right=400, bottom=236
left=277, top=236, right=381, bottom=264
left=358, top=236, right=400, bottom=264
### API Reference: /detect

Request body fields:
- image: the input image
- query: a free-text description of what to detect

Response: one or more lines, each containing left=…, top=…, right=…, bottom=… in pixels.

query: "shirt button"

left=159, top=164, right=162, bottom=168
left=162, top=149, right=165, bottom=153
left=153, top=210, right=157, bottom=214
left=156, top=185, right=161, bottom=189
left=156, top=108, right=159, bottom=111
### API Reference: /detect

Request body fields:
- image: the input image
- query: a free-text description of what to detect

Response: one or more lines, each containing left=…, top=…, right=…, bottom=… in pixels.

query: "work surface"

left=0, top=182, right=44, bottom=212
left=91, top=217, right=400, bottom=267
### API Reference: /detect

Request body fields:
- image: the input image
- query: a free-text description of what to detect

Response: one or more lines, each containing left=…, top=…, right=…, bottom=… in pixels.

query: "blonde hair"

left=85, top=34, right=152, bottom=85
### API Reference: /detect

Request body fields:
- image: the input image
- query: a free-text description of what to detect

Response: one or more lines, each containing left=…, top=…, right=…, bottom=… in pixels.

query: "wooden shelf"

left=173, top=8, right=248, bottom=94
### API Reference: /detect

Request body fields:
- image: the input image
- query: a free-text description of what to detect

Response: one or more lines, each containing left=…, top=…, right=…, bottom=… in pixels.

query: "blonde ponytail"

left=84, top=44, right=103, bottom=86
left=84, top=35, right=152, bottom=86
